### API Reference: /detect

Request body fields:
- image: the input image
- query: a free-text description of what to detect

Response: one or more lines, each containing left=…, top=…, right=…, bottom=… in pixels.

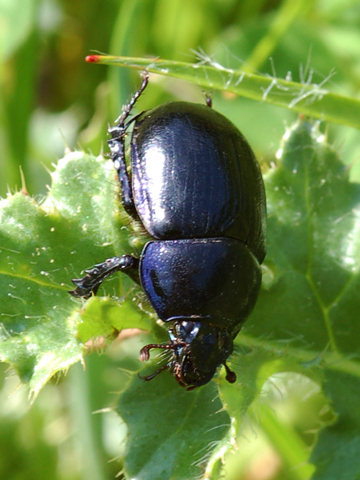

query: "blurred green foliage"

left=1, top=0, right=360, bottom=479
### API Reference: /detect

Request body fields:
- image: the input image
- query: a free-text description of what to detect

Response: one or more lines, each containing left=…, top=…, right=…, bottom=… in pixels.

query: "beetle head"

left=170, top=320, right=235, bottom=388
left=139, top=319, right=236, bottom=389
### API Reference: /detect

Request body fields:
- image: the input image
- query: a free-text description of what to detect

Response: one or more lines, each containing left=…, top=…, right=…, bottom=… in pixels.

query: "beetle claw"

left=224, top=362, right=236, bottom=384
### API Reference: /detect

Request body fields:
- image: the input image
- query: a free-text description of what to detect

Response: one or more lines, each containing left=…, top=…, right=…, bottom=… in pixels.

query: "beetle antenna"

left=139, top=343, right=176, bottom=362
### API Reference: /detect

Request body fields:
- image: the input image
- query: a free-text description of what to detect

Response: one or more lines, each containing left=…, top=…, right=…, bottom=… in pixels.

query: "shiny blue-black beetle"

left=70, top=72, right=266, bottom=389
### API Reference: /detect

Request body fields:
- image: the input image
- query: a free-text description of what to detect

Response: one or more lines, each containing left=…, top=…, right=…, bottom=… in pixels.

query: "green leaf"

left=86, top=55, right=360, bottom=130
left=117, top=372, right=232, bottom=480
left=0, top=0, right=35, bottom=60
left=249, top=119, right=360, bottom=354
left=310, top=371, right=360, bottom=480
left=247, top=118, right=360, bottom=479
left=0, top=152, right=147, bottom=397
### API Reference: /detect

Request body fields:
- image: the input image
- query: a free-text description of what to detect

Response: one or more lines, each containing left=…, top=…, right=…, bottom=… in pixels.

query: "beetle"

left=69, top=72, right=266, bottom=389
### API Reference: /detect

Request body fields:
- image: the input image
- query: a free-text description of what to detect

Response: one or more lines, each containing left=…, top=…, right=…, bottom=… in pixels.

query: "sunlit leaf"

left=0, top=152, right=146, bottom=397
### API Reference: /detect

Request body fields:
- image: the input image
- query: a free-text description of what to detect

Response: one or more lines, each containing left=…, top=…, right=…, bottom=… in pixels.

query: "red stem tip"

left=85, top=55, right=100, bottom=63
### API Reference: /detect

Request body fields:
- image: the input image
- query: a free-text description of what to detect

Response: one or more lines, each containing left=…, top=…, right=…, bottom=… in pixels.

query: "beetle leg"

left=204, top=91, right=212, bottom=108
left=224, top=362, right=236, bottom=384
left=108, top=131, right=137, bottom=217
left=114, top=71, right=149, bottom=126
left=69, top=255, right=139, bottom=299
left=138, top=364, right=169, bottom=382
left=107, top=71, right=149, bottom=218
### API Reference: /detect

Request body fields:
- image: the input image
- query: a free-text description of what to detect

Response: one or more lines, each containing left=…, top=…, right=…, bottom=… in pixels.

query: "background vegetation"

left=1, top=0, right=360, bottom=479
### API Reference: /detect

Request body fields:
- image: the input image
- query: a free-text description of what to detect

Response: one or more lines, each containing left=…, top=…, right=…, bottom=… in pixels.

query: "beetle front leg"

left=107, top=133, right=137, bottom=217
left=107, top=71, right=149, bottom=218
left=69, top=255, right=139, bottom=299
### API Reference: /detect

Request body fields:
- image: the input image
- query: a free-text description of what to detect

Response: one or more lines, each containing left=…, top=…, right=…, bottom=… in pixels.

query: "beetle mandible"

left=70, top=72, right=266, bottom=390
